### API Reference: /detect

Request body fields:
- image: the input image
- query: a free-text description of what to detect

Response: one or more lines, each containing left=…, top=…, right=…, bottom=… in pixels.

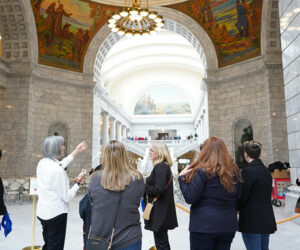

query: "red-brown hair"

left=185, top=137, right=241, bottom=192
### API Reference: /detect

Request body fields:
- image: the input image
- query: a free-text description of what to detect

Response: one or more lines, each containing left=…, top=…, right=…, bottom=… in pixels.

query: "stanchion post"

left=31, top=195, right=37, bottom=250
left=23, top=178, right=41, bottom=250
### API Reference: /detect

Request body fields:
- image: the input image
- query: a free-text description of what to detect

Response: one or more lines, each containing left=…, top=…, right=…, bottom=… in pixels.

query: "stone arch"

left=93, top=19, right=208, bottom=82
left=0, top=0, right=31, bottom=62
left=48, top=121, right=70, bottom=156
left=261, top=0, right=282, bottom=58
left=84, top=6, right=218, bottom=77
left=233, top=118, right=253, bottom=169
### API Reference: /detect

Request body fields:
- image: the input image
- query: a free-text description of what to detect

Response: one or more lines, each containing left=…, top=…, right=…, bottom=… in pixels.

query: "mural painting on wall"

left=31, top=0, right=263, bottom=72
left=31, top=0, right=118, bottom=72
left=168, top=0, right=263, bottom=67
left=134, top=87, right=192, bottom=115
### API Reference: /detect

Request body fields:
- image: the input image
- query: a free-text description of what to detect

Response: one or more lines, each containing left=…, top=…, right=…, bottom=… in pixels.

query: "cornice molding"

left=205, top=56, right=267, bottom=83
left=94, top=84, right=131, bottom=127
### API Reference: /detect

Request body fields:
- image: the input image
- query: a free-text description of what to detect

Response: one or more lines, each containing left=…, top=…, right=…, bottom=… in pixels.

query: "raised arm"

left=54, top=168, right=86, bottom=203
left=60, top=141, right=87, bottom=170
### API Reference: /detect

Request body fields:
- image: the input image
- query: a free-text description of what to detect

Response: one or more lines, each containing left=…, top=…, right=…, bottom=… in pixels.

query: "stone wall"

left=25, top=74, right=94, bottom=176
left=0, top=73, right=31, bottom=176
left=206, top=56, right=288, bottom=165
left=279, top=0, right=300, bottom=183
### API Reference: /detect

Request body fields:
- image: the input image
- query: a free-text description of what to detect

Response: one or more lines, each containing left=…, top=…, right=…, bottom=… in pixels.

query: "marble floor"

left=0, top=196, right=299, bottom=250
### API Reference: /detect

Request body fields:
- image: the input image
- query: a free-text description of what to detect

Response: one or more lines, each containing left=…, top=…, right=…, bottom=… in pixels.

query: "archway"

left=48, top=121, right=70, bottom=156
left=84, top=6, right=218, bottom=75
left=88, top=10, right=213, bottom=167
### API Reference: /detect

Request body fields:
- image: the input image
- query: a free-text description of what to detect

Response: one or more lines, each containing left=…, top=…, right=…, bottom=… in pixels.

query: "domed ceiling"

left=30, top=0, right=263, bottom=72
left=100, top=30, right=204, bottom=115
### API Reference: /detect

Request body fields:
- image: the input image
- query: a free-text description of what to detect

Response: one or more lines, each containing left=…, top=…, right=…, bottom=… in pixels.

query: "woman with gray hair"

left=36, top=136, right=87, bottom=250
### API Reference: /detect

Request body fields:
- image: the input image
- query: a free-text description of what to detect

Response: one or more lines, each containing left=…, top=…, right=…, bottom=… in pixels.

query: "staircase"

left=122, top=138, right=201, bottom=174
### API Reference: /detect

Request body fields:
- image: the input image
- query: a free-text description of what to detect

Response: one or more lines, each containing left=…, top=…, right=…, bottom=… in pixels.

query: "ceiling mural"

left=31, top=0, right=118, bottom=72
left=168, top=0, right=263, bottom=67
left=30, top=0, right=263, bottom=72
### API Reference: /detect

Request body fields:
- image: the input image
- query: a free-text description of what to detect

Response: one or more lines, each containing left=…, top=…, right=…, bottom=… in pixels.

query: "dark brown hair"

left=243, top=140, right=262, bottom=160
left=185, top=137, right=241, bottom=192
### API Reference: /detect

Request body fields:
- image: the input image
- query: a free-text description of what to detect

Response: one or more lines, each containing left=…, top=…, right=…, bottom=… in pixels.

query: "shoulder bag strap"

left=108, top=191, right=123, bottom=249
left=151, top=172, right=173, bottom=204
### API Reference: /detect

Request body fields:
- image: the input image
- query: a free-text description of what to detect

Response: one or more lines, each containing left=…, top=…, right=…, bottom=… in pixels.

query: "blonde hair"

left=150, top=142, right=173, bottom=167
left=101, top=141, right=142, bottom=191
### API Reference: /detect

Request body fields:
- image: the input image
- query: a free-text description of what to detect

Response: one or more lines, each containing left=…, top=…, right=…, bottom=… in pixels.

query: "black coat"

left=79, top=194, right=91, bottom=248
left=0, top=177, right=7, bottom=215
left=144, top=162, right=178, bottom=232
left=237, top=159, right=277, bottom=234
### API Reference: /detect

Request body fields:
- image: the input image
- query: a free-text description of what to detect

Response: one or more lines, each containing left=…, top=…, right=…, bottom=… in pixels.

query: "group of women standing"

left=36, top=135, right=276, bottom=250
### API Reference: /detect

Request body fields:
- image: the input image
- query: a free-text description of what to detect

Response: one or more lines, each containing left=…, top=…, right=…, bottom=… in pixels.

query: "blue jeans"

left=118, top=240, right=142, bottom=250
left=190, top=232, right=235, bottom=250
left=242, top=233, right=270, bottom=250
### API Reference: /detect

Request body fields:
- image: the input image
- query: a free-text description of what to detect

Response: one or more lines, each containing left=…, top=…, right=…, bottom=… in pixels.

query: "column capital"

left=101, top=111, right=108, bottom=116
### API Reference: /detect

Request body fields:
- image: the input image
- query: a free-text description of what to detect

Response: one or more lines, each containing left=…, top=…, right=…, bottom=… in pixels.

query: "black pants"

left=190, top=232, right=235, bottom=250
left=154, top=229, right=170, bottom=250
left=38, top=213, right=68, bottom=250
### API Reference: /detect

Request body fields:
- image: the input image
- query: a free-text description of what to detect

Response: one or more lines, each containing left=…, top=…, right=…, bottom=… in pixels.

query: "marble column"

left=102, top=112, right=109, bottom=151
left=116, top=121, right=122, bottom=141
left=122, top=125, right=127, bottom=138
left=110, top=117, right=116, bottom=141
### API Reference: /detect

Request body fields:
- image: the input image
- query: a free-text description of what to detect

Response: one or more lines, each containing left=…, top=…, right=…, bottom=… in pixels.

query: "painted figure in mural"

left=33, top=0, right=42, bottom=18
left=61, top=23, right=73, bottom=40
left=236, top=0, right=249, bottom=37
left=241, top=0, right=253, bottom=37
left=73, top=29, right=84, bottom=61
left=45, top=2, right=56, bottom=33
left=53, top=4, right=72, bottom=37
left=199, top=0, right=214, bottom=31
left=222, top=24, right=230, bottom=42
left=33, top=0, right=43, bottom=32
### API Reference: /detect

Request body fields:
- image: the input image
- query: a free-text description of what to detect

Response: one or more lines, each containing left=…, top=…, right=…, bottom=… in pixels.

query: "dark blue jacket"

left=179, top=169, right=241, bottom=233
left=79, top=194, right=91, bottom=248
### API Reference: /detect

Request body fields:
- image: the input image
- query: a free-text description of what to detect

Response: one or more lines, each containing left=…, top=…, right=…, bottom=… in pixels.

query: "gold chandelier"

left=107, top=0, right=164, bottom=38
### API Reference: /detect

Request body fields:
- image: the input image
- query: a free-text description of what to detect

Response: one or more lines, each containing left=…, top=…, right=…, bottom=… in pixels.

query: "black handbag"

left=295, top=197, right=300, bottom=213
left=86, top=192, right=123, bottom=250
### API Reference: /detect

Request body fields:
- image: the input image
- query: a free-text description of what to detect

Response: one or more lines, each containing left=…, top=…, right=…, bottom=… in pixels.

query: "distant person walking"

left=237, top=140, right=276, bottom=250
left=37, top=136, right=88, bottom=250
left=144, top=142, right=178, bottom=250
left=179, top=137, right=241, bottom=250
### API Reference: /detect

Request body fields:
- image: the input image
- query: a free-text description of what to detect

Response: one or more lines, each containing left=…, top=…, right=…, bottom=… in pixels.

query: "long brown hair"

left=101, top=140, right=142, bottom=191
left=185, top=137, right=241, bottom=192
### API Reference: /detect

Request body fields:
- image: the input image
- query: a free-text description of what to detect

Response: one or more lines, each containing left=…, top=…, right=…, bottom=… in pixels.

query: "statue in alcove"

left=236, top=125, right=253, bottom=169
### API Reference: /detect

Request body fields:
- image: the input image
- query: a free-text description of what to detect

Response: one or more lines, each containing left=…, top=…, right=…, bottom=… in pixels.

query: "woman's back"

left=88, top=171, right=145, bottom=249
left=180, top=169, right=240, bottom=233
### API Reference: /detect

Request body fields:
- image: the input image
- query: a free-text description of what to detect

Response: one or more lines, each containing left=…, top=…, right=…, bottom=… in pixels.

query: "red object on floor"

left=272, top=178, right=290, bottom=200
